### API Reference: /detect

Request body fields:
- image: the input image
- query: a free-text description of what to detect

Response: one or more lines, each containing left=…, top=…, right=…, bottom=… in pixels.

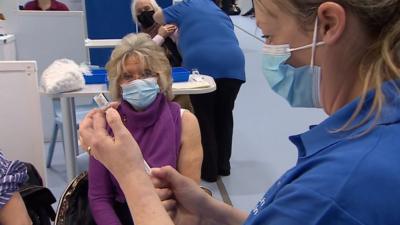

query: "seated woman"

left=131, top=0, right=181, bottom=67
left=131, top=0, right=192, bottom=112
left=0, top=152, right=31, bottom=225
left=23, top=0, right=69, bottom=11
left=88, top=33, right=203, bottom=225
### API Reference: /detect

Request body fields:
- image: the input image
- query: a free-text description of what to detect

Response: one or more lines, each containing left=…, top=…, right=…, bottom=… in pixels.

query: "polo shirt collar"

left=290, top=80, right=400, bottom=158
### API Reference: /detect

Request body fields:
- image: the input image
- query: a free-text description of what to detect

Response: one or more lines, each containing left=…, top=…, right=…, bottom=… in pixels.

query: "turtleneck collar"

left=118, top=94, right=166, bottom=129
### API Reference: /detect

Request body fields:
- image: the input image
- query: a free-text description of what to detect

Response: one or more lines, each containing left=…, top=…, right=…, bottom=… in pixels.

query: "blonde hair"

left=106, top=33, right=173, bottom=101
left=131, top=0, right=162, bottom=24
left=257, top=0, right=400, bottom=133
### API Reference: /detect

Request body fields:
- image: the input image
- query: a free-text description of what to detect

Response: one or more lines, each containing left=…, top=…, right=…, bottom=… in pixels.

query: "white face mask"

left=262, top=18, right=325, bottom=108
left=121, top=77, right=160, bottom=111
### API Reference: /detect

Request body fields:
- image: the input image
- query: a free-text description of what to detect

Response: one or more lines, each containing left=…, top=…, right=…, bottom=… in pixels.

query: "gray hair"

left=131, top=0, right=162, bottom=24
left=106, top=33, right=173, bottom=101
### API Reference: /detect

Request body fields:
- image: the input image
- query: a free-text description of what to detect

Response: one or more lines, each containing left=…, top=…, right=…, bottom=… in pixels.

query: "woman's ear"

left=318, top=2, right=346, bottom=45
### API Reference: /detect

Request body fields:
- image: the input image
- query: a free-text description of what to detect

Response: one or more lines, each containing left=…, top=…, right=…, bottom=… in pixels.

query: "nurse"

left=154, top=0, right=246, bottom=182
left=80, top=0, right=400, bottom=224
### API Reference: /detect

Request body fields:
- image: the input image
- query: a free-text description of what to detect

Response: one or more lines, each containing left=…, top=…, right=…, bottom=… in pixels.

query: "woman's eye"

left=122, top=74, right=133, bottom=80
left=142, top=69, right=156, bottom=78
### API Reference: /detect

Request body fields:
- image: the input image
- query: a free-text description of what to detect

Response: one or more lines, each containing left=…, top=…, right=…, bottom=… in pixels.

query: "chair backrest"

left=0, top=61, right=47, bottom=182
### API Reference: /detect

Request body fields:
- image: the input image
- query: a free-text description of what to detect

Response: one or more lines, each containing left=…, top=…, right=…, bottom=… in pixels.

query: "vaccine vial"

left=93, top=93, right=109, bottom=109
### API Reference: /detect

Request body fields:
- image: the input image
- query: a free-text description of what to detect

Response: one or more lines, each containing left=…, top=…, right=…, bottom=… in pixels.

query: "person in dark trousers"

left=154, top=0, right=246, bottom=182
left=220, top=0, right=241, bottom=15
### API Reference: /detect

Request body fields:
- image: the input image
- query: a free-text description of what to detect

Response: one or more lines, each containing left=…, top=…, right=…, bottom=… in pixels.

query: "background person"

left=154, top=0, right=246, bottom=182
left=220, top=0, right=241, bottom=15
left=0, top=152, right=31, bottom=225
left=131, top=0, right=193, bottom=111
left=23, top=0, right=69, bottom=11
left=131, top=0, right=181, bottom=67
left=80, top=0, right=400, bottom=224
left=214, top=0, right=241, bottom=15
left=87, top=33, right=202, bottom=225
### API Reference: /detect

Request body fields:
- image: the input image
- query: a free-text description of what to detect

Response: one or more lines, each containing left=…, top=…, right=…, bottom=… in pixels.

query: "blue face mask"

left=121, top=77, right=160, bottom=111
left=262, top=18, right=324, bottom=108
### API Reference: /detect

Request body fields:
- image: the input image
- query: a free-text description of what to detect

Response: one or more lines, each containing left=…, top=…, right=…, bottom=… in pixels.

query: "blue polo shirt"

left=244, top=80, right=400, bottom=225
left=162, top=0, right=245, bottom=81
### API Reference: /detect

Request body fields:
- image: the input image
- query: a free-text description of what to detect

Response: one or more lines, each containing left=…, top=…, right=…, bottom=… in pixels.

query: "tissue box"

left=84, top=68, right=108, bottom=84
left=172, top=67, right=190, bottom=82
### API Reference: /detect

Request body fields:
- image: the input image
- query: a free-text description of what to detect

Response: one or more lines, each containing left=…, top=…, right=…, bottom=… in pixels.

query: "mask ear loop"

left=311, top=17, right=322, bottom=107
left=310, top=17, right=319, bottom=67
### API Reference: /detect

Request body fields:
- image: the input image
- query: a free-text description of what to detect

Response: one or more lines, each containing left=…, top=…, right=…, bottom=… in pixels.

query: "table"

left=44, top=75, right=216, bottom=180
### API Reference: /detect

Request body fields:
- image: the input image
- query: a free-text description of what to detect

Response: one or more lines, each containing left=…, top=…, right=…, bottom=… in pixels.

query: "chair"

left=46, top=98, right=96, bottom=168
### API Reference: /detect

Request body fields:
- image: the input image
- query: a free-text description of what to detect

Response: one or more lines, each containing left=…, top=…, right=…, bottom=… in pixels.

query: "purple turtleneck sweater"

left=88, top=94, right=182, bottom=225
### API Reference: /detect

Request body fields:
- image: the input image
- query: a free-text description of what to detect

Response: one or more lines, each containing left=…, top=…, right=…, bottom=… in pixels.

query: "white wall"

left=18, top=0, right=83, bottom=11
left=0, top=0, right=87, bottom=141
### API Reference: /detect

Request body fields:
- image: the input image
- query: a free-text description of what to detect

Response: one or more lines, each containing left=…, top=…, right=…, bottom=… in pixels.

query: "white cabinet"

left=0, top=61, right=47, bottom=182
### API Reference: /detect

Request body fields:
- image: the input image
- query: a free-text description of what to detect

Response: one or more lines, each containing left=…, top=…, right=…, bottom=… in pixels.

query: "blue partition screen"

left=85, top=0, right=172, bottom=67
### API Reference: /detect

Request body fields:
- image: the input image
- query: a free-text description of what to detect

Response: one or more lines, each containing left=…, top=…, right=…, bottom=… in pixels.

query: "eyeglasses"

left=121, top=69, right=158, bottom=82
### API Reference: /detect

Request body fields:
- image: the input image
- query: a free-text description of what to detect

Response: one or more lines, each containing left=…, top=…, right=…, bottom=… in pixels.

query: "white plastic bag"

left=41, top=59, right=89, bottom=94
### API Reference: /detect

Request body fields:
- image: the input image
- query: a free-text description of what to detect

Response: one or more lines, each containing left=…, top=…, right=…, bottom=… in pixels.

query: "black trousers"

left=221, top=0, right=236, bottom=7
left=190, top=78, right=243, bottom=182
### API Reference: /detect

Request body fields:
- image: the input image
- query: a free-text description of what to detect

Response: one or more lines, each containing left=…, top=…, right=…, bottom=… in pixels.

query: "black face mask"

left=137, top=10, right=156, bottom=28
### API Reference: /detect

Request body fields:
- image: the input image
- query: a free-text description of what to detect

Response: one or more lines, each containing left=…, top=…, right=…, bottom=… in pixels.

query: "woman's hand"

left=158, top=24, right=177, bottom=38
left=79, top=108, right=145, bottom=181
left=105, top=101, right=120, bottom=110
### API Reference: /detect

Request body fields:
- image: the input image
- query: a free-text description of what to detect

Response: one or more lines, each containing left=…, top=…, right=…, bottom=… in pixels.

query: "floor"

left=45, top=13, right=327, bottom=215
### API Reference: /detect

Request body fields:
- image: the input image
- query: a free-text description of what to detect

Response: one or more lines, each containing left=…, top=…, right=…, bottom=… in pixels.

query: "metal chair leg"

left=46, top=123, right=59, bottom=168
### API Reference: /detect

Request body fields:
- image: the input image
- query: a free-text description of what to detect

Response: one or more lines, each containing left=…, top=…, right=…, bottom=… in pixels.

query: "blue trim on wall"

left=85, top=0, right=172, bottom=67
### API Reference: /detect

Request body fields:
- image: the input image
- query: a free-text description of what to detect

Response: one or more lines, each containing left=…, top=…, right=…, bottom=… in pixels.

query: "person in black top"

left=131, top=0, right=193, bottom=111
left=214, top=0, right=241, bottom=15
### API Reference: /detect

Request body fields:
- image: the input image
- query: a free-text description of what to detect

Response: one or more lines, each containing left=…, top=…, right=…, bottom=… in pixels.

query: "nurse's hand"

left=151, top=166, right=212, bottom=225
left=151, top=176, right=177, bottom=218
left=80, top=108, right=145, bottom=180
left=158, top=24, right=177, bottom=38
